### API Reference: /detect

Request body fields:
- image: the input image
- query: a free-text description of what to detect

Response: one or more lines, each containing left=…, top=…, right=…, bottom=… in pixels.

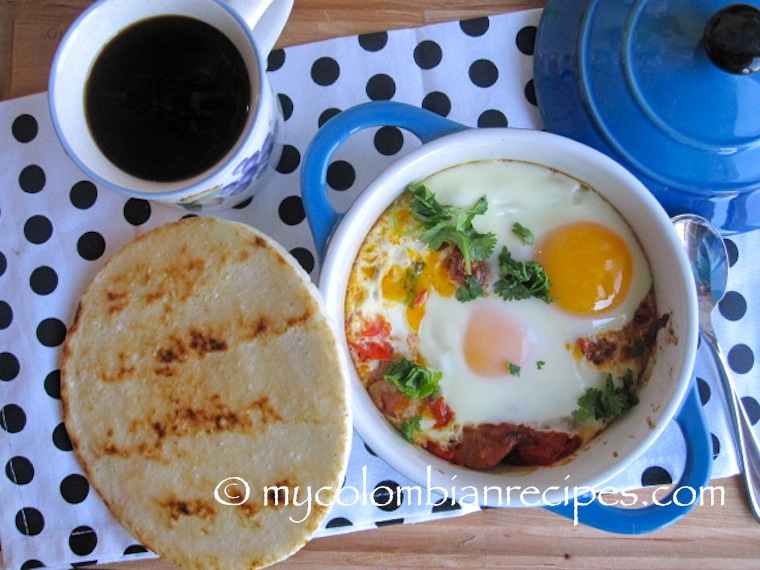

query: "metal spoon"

left=672, top=213, right=760, bottom=522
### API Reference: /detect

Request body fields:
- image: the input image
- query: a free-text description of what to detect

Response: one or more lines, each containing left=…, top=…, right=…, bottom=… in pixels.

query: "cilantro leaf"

left=455, top=276, right=486, bottom=302
left=399, top=416, right=421, bottom=442
left=403, top=261, right=426, bottom=306
left=572, top=371, right=639, bottom=423
left=512, top=222, right=535, bottom=245
left=384, top=357, right=443, bottom=400
left=493, top=246, right=554, bottom=303
left=408, top=184, right=452, bottom=226
left=408, top=184, right=496, bottom=275
left=505, top=361, right=521, bottom=376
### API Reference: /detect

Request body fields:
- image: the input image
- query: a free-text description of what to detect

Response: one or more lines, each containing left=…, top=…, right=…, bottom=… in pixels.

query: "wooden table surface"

left=2, top=1, right=759, bottom=568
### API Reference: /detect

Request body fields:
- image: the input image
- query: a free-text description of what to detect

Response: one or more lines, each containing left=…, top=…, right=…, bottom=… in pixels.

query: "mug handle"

left=301, top=101, right=469, bottom=258
left=544, top=380, right=713, bottom=534
left=226, top=0, right=294, bottom=54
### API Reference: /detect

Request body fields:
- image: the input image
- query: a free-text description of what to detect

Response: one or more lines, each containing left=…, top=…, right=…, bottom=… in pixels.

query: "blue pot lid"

left=535, top=0, right=760, bottom=231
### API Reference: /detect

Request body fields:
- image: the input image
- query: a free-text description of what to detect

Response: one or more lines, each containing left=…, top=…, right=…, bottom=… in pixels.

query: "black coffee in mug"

left=85, top=15, right=251, bottom=182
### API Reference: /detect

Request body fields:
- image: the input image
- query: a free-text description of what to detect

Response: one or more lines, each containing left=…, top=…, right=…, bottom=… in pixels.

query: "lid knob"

left=704, top=3, right=760, bottom=75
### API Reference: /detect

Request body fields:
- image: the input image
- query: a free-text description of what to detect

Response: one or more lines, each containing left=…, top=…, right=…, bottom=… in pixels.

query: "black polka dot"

left=278, top=196, right=305, bottom=226
left=725, top=238, right=739, bottom=266
left=478, top=109, right=509, bottom=128
left=60, top=473, right=90, bottom=504
left=372, top=480, right=403, bottom=512
left=469, top=59, right=499, bottom=88
left=12, top=114, right=38, bottom=143
left=719, top=291, right=747, bottom=321
left=6, top=456, right=34, bottom=485
left=742, top=396, right=760, bottom=424
left=278, top=93, right=294, bottom=121
left=70, top=181, right=98, bottom=209
left=0, top=300, right=11, bottom=329
left=45, top=369, right=61, bottom=399
left=0, top=404, right=26, bottom=433
left=366, top=73, right=396, bottom=101
left=24, top=215, right=53, bottom=244
left=124, top=544, right=149, bottom=555
left=376, top=518, right=404, bottom=527
left=267, top=48, right=285, bottom=72
left=421, top=91, right=451, bottom=117
left=516, top=26, right=537, bottom=55
left=0, top=251, right=6, bottom=276
left=0, top=352, right=20, bottom=381
left=711, top=433, right=720, bottom=459
left=53, top=422, right=73, bottom=451
left=16, top=507, right=44, bottom=536
left=69, top=525, right=98, bottom=556
left=326, top=517, right=353, bottom=529
left=30, top=266, right=58, bottom=295
left=524, top=79, right=537, bottom=106
left=641, top=465, right=672, bottom=486
left=123, top=199, right=151, bottom=226
left=414, top=40, right=443, bottom=70
left=327, top=160, right=356, bottom=191
left=728, top=344, right=754, bottom=374
left=36, top=317, right=67, bottom=347
left=19, top=165, right=46, bottom=194
left=276, top=144, right=301, bottom=175
left=358, top=31, right=388, bottom=52
left=374, top=126, right=404, bottom=156
left=20, top=559, right=45, bottom=569
left=318, top=108, right=341, bottom=127
left=460, top=17, right=490, bottom=37
left=77, top=231, right=106, bottom=261
left=696, top=376, right=711, bottom=405
left=233, top=196, right=253, bottom=210
left=431, top=498, right=462, bottom=513
left=311, top=57, right=340, bottom=86
left=289, top=247, right=315, bottom=274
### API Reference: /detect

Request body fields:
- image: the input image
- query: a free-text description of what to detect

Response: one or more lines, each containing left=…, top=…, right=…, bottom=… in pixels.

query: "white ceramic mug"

left=49, top=0, right=293, bottom=211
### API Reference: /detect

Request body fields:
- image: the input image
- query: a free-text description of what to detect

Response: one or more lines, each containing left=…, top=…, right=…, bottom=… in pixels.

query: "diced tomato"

left=349, top=316, right=395, bottom=362
left=412, top=288, right=429, bottom=307
left=348, top=340, right=395, bottom=361
left=428, top=397, right=454, bottom=427
left=361, top=316, right=391, bottom=338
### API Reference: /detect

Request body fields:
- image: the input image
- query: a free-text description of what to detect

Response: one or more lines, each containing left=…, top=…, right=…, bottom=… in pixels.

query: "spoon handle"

left=701, top=322, right=760, bottom=522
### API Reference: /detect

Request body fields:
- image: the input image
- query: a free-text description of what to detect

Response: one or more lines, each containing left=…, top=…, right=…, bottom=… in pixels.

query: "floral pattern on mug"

left=219, top=131, right=277, bottom=198
left=178, top=128, right=278, bottom=211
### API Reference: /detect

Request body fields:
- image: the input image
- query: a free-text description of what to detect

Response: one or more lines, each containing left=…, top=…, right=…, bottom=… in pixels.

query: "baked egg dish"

left=344, top=159, right=668, bottom=469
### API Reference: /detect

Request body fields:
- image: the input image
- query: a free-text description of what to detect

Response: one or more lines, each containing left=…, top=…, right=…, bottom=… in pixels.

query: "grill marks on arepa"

left=60, top=217, right=351, bottom=570
left=98, top=393, right=283, bottom=461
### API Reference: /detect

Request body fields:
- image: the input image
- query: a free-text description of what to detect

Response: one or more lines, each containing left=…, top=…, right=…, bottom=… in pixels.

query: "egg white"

left=421, top=160, right=652, bottom=334
left=345, top=159, right=655, bottom=440
left=418, top=292, right=597, bottom=428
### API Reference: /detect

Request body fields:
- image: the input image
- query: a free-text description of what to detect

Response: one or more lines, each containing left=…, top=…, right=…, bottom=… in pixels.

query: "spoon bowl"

left=672, top=213, right=760, bottom=523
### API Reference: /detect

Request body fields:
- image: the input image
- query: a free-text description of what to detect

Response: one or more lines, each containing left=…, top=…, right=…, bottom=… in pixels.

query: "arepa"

left=61, top=217, right=351, bottom=570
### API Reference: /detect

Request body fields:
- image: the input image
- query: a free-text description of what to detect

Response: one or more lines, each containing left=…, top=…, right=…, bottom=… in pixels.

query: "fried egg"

left=344, top=159, right=657, bottom=456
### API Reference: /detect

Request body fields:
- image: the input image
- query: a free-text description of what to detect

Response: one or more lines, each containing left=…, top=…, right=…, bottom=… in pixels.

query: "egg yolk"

left=536, top=222, right=632, bottom=316
left=463, top=306, right=534, bottom=378
left=381, top=253, right=457, bottom=333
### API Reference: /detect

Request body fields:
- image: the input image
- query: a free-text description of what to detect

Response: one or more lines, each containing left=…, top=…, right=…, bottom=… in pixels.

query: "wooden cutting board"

left=0, top=0, right=545, bottom=100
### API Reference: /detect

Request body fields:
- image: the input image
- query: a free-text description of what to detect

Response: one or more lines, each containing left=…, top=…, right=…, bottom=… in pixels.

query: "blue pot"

left=534, top=0, right=760, bottom=233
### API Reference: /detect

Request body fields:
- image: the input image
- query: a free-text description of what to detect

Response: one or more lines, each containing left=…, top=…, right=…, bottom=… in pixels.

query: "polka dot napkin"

left=1, top=7, right=758, bottom=570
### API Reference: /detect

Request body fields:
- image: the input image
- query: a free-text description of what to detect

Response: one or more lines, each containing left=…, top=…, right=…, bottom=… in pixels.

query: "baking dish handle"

left=544, top=380, right=713, bottom=534
left=301, top=101, right=468, bottom=259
